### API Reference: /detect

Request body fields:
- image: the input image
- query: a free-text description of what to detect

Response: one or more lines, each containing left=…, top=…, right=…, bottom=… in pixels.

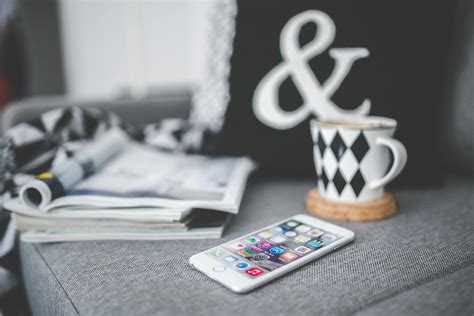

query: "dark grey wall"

left=18, top=0, right=65, bottom=96
left=443, top=0, right=474, bottom=176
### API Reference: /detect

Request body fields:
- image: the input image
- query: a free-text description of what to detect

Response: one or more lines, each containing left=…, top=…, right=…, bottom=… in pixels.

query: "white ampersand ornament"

left=253, top=10, right=371, bottom=130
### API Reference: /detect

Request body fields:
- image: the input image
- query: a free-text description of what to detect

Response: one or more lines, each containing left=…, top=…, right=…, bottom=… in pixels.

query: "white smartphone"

left=189, top=213, right=354, bottom=293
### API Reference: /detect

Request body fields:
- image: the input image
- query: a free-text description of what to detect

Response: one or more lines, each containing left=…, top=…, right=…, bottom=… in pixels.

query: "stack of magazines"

left=4, top=130, right=255, bottom=243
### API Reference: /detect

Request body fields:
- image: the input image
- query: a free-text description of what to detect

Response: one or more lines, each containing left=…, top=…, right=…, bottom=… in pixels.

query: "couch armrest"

left=2, top=87, right=192, bottom=134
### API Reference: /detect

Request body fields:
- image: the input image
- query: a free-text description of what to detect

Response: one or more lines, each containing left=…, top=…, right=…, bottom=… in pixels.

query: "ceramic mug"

left=310, top=117, right=407, bottom=203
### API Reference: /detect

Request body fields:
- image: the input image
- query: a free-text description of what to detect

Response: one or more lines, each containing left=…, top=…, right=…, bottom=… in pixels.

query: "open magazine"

left=4, top=136, right=255, bottom=242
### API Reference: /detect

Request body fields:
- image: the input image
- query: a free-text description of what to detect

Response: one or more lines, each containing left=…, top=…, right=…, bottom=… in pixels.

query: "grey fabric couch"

left=3, top=1, right=474, bottom=314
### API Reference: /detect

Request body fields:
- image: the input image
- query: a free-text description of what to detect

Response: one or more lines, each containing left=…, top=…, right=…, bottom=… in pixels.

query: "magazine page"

left=37, top=142, right=255, bottom=214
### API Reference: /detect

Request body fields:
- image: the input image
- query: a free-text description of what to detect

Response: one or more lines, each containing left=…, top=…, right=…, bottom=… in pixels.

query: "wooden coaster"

left=305, top=188, right=397, bottom=222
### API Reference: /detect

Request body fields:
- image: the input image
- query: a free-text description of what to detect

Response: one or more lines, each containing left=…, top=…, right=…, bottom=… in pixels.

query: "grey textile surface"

left=21, top=245, right=77, bottom=316
left=20, top=176, right=474, bottom=315
left=356, top=264, right=474, bottom=316
left=0, top=86, right=192, bottom=135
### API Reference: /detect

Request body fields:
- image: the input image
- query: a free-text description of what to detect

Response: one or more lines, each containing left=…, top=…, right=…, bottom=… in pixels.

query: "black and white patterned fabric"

left=0, top=107, right=130, bottom=196
left=0, top=106, right=196, bottom=259
left=0, top=106, right=206, bottom=197
left=0, top=106, right=127, bottom=259
left=0, top=137, right=15, bottom=196
left=313, top=128, right=382, bottom=200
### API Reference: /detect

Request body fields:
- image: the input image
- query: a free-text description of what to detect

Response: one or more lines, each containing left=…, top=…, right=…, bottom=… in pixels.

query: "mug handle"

left=368, top=136, right=408, bottom=190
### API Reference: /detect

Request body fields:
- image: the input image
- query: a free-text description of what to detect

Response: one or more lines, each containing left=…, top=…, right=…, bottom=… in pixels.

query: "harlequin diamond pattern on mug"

left=315, top=128, right=370, bottom=198
left=310, top=117, right=407, bottom=203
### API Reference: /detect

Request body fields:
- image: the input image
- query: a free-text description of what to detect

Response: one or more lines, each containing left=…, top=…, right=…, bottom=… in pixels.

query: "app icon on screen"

left=245, top=267, right=264, bottom=277
left=228, top=242, right=246, bottom=250
left=245, top=236, right=260, bottom=245
left=284, top=231, right=297, bottom=237
left=280, top=252, right=298, bottom=262
left=272, top=226, right=284, bottom=233
left=210, top=249, right=226, bottom=257
left=269, top=236, right=286, bottom=244
left=320, top=234, right=337, bottom=243
left=294, top=246, right=311, bottom=254
left=224, top=255, right=238, bottom=263
left=308, top=229, right=323, bottom=237
left=235, top=262, right=250, bottom=269
left=269, top=247, right=284, bottom=255
left=295, top=235, right=311, bottom=243
left=295, top=225, right=311, bottom=233
left=285, top=221, right=299, bottom=228
left=256, top=241, right=273, bottom=249
left=253, top=253, right=270, bottom=261
left=307, top=240, right=323, bottom=249
left=240, top=247, right=259, bottom=257
left=258, top=230, right=274, bottom=238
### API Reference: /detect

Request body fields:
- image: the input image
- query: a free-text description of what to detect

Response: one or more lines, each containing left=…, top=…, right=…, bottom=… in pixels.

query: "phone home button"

left=213, top=265, right=226, bottom=272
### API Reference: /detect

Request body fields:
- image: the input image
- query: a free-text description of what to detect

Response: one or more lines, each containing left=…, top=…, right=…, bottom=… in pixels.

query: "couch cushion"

left=20, top=176, right=474, bottom=315
left=1, top=88, right=191, bottom=135
left=356, top=264, right=474, bottom=316
left=21, top=241, right=78, bottom=315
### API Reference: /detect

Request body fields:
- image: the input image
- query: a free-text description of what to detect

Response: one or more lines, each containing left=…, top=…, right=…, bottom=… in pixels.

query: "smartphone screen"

left=205, top=218, right=343, bottom=278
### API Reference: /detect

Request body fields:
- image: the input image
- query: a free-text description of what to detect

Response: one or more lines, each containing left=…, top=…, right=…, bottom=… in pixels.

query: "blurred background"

left=0, top=0, right=215, bottom=110
left=1, top=1, right=216, bottom=313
